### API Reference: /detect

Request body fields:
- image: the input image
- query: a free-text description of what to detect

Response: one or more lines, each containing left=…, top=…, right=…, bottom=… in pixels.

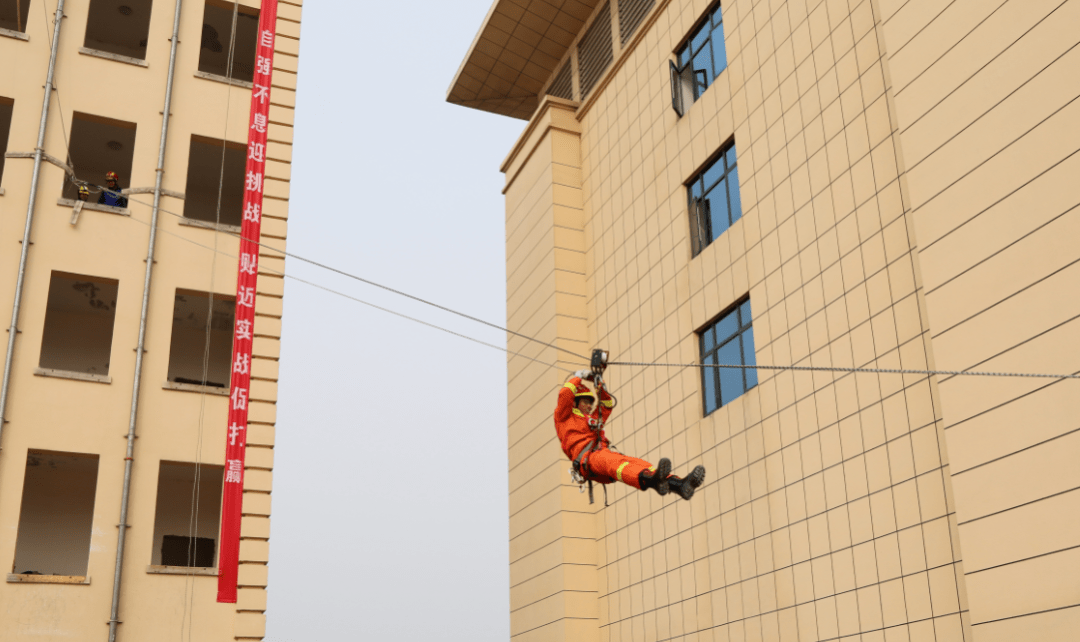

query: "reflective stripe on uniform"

left=616, top=461, right=630, bottom=482
left=563, top=382, right=578, bottom=391
left=601, top=400, right=614, bottom=408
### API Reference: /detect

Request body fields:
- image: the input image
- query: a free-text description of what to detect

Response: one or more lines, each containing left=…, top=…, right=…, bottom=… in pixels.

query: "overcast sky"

left=264, top=1, right=524, bottom=639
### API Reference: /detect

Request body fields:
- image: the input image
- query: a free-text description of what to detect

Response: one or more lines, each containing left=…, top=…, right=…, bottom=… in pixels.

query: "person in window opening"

left=98, top=171, right=128, bottom=207
left=76, top=184, right=90, bottom=201
left=556, top=370, right=707, bottom=500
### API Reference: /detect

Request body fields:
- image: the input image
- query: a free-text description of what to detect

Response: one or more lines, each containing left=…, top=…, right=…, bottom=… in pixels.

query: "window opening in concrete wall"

left=84, top=0, right=153, bottom=60
left=150, top=461, right=223, bottom=567
left=64, top=111, right=137, bottom=202
left=672, top=1, right=727, bottom=113
left=700, top=298, right=756, bottom=416
left=577, top=2, right=612, bottom=100
left=0, top=0, right=32, bottom=33
left=12, top=450, right=100, bottom=577
left=0, top=96, right=12, bottom=186
left=167, top=289, right=234, bottom=388
left=39, top=271, right=119, bottom=376
left=182, top=135, right=245, bottom=227
left=618, top=0, right=655, bottom=44
left=199, top=0, right=259, bottom=82
left=688, top=142, right=740, bottom=255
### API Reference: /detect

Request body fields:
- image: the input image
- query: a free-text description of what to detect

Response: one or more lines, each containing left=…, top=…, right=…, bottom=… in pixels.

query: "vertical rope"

left=181, top=3, right=240, bottom=640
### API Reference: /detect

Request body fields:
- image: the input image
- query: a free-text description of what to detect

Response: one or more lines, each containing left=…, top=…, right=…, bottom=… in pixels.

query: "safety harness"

left=569, top=350, right=616, bottom=506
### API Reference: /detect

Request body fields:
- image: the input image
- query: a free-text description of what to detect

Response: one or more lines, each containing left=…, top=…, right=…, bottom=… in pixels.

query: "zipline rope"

left=105, top=210, right=570, bottom=371
left=70, top=181, right=594, bottom=363
left=75, top=179, right=1080, bottom=383
left=41, top=56, right=574, bottom=374
left=61, top=180, right=1080, bottom=383
left=66, top=178, right=596, bottom=365
left=609, top=361, right=1080, bottom=380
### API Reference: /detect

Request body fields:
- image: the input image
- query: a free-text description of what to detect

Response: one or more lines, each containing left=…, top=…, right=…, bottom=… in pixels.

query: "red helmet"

left=105, top=171, right=119, bottom=182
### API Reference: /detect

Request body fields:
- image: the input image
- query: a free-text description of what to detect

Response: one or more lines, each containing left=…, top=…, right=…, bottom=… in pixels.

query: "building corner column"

left=502, top=96, right=601, bottom=641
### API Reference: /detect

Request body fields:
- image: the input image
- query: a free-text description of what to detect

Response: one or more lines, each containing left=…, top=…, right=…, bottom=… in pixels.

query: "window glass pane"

left=692, top=46, right=713, bottom=95
left=702, top=326, right=716, bottom=352
left=705, top=188, right=729, bottom=241
left=690, top=22, right=710, bottom=54
left=711, top=23, right=727, bottom=76
left=703, top=354, right=717, bottom=414
left=678, top=45, right=691, bottom=68
left=742, top=328, right=758, bottom=389
left=701, top=156, right=725, bottom=191
left=714, top=310, right=739, bottom=344
left=725, top=145, right=737, bottom=169
left=739, top=299, right=752, bottom=326
left=690, top=179, right=703, bottom=200
left=716, top=340, right=744, bottom=403
left=727, top=165, right=742, bottom=223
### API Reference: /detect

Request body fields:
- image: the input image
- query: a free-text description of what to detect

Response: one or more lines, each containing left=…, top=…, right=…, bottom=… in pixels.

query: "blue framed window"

left=689, top=142, right=741, bottom=255
left=670, top=2, right=728, bottom=116
left=701, top=299, right=757, bottom=416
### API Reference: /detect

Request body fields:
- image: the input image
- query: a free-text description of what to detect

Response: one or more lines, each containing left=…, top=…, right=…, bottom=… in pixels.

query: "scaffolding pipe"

left=0, top=0, right=66, bottom=452
left=107, top=0, right=184, bottom=638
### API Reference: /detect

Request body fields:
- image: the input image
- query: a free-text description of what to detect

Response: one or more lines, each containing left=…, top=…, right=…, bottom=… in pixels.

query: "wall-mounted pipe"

left=0, top=0, right=66, bottom=449
left=107, top=0, right=185, bottom=639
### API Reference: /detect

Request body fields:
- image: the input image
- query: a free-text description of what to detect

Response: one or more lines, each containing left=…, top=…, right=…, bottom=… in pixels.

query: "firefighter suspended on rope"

left=555, top=349, right=706, bottom=504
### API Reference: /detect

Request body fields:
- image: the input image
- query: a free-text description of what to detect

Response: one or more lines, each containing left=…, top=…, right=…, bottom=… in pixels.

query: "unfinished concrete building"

left=0, top=0, right=302, bottom=639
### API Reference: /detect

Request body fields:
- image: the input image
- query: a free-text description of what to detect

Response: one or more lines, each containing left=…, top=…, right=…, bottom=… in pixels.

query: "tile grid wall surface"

left=568, top=0, right=971, bottom=640
left=505, top=103, right=605, bottom=641
left=875, top=0, right=1080, bottom=636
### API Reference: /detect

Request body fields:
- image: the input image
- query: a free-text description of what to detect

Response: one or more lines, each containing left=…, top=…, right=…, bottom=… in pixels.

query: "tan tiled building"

left=0, top=0, right=301, bottom=639
left=449, top=0, right=1079, bottom=640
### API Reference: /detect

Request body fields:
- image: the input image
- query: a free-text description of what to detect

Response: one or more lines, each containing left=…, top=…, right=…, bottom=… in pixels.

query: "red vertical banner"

left=217, top=0, right=279, bottom=604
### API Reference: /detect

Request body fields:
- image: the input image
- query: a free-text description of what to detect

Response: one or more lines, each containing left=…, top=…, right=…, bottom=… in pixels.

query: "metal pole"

left=107, top=0, right=184, bottom=638
left=0, top=0, right=66, bottom=450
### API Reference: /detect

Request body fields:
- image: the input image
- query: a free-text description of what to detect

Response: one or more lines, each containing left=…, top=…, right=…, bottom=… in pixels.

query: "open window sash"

left=690, top=197, right=711, bottom=256
left=669, top=60, right=695, bottom=117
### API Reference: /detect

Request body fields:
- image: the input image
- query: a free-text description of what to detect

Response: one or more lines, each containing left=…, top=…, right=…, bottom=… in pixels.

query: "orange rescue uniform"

left=554, top=377, right=656, bottom=489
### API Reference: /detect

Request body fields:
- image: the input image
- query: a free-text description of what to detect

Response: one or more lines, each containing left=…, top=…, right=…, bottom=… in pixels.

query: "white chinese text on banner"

left=217, top=0, right=279, bottom=604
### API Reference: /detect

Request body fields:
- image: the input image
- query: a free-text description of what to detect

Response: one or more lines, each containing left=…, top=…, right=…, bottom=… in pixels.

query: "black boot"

left=668, top=465, right=706, bottom=500
left=638, top=458, right=672, bottom=496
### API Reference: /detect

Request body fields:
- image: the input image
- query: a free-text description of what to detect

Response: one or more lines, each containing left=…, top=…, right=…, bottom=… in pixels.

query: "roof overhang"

left=447, top=0, right=601, bottom=120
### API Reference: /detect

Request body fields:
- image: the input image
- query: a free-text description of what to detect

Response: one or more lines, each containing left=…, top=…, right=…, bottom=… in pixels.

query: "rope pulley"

left=590, top=348, right=609, bottom=379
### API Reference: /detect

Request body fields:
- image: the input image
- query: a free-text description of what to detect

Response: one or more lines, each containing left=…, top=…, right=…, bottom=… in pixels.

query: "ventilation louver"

left=577, top=2, right=613, bottom=100
left=547, top=61, right=574, bottom=100
left=618, top=0, right=655, bottom=44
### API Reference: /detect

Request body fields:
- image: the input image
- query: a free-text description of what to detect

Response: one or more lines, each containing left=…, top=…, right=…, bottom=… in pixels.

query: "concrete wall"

left=0, top=0, right=302, bottom=638
left=875, top=0, right=1080, bottom=638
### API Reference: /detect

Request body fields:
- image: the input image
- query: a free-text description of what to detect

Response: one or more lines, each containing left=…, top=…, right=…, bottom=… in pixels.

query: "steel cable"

left=67, top=179, right=593, bottom=363
left=609, top=360, right=1080, bottom=380
left=76, top=179, right=1080, bottom=383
